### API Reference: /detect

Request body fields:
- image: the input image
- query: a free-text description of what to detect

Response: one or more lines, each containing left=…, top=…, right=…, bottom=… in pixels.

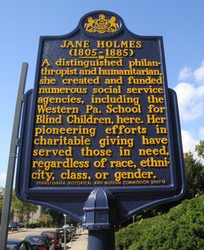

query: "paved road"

left=8, top=227, right=88, bottom=249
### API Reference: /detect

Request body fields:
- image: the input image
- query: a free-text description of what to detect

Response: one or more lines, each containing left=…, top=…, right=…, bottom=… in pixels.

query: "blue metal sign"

left=16, top=11, right=185, bottom=225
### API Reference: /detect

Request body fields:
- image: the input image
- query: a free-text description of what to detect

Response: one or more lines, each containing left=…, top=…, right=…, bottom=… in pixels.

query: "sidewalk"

left=67, top=230, right=88, bottom=250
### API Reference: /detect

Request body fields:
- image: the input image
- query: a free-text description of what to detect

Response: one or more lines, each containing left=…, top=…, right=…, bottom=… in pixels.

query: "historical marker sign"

left=16, top=11, right=185, bottom=224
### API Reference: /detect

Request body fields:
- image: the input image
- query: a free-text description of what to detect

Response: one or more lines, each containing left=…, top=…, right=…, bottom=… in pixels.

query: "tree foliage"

left=0, top=189, right=38, bottom=223
left=122, top=151, right=204, bottom=227
left=184, top=152, right=204, bottom=198
left=115, top=195, right=204, bottom=250
left=41, top=207, right=77, bottom=227
left=0, top=187, right=4, bottom=220
left=11, top=191, right=38, bottom=223
left=195, top=140, right=204, bottom=159
left=41, top=207, right=64, bottom=227
left=116, top=148, right=204, bottom=249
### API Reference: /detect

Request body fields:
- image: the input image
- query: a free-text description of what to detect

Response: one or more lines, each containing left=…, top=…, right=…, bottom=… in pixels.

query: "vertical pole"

left=0, top=63, right=28, bottom=250
left=88, top=229, right=115, bottom=250
left=83, top=189, right=117, bottom=250
left=64, top=214, right=67, bottom=250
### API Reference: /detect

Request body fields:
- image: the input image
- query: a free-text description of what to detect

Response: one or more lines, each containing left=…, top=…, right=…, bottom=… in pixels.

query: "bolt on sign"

left=16, top=11, right=185, bottom=224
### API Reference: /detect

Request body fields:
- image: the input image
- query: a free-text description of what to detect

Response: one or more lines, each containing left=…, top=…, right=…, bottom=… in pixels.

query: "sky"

left=0, top=0, right=204, bottom=188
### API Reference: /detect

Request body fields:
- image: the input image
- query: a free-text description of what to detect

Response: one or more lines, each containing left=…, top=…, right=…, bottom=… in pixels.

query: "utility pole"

left=0, top=63, right=28, bottom=250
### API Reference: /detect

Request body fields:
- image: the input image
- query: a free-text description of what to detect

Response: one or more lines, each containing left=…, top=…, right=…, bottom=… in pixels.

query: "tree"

left=184, top=152, right=204, bottom=198
left=41, top=207, right=64, bottom=227
left=41, top=207, right=77, bottom=227
left=12, top=191, right=38, bottom=223
left=195, top=139, right=204, bottom=158
left=0, top=187, right=4, bottom=220
left=40, top=213, right=53, bottom=227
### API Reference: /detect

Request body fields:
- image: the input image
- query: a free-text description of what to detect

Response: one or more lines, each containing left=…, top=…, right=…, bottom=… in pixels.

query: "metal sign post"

left=83, top=188, right=117, bottom=250
left=63, top=214, right=67, bottom=250
left=0, top=63, right=28, bottom=250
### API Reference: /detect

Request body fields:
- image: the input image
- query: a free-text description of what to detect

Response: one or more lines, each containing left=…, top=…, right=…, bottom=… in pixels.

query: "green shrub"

left=115, top=195, right=204, bottom=250
left=27, top=222, right=41, bottom=228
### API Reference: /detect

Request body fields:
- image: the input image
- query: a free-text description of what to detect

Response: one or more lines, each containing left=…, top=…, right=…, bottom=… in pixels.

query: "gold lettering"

left=41, top=59, right=51, bottom=67
left=60, top=40, right=90, bottom=48
left=97, top=40, right=142, bottom=48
